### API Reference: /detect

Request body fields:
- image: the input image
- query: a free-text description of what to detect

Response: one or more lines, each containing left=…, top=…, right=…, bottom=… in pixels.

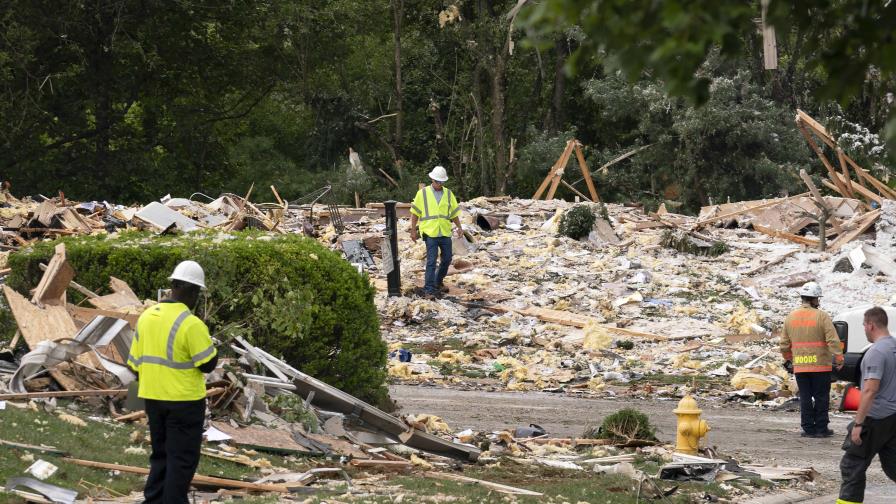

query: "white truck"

left=832, top=305, right=896, bottom=383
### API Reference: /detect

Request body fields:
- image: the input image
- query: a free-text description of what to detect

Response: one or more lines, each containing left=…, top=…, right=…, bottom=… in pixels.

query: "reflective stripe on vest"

left=128, top=309, right=214, bottom=370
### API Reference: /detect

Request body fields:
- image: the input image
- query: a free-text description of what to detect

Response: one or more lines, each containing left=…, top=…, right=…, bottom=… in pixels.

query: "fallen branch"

left=65, top=458, right=289, bottom=492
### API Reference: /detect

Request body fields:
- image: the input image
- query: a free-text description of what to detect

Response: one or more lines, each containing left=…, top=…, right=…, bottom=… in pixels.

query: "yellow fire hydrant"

left=673, top=394, right=710, bottom=454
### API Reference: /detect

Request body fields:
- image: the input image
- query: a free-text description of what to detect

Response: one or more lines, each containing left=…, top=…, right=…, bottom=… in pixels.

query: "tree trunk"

left=492, top=43, right=509, bottom=195
left=392, top=0, right=403, bottom=154
left=544, top=39, right=568, bottom=133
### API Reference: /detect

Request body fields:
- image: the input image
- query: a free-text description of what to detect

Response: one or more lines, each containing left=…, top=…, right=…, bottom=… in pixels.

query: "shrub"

left=7, top=231, right=388, bottom=406
left=583, top=408, right=657, bottom=442
left=558, top=204, right=596, bottom=240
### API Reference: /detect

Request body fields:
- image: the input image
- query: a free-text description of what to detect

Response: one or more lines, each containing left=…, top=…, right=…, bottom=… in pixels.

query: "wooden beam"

left=0, top=389, right=127, bottom=401
left=533, top=140, right=574, bottom=199
left=692, top=194, right=808, bottom=228
left=828, top=210, right=881, bottom=252
left=796, top=110, right=836, bottom=148
left=752, top=224, right=819, bottom=247
left=422, top=472, right=543, bottom=497
left=560, top=179, right=593, bottom=202
left=846, top=155, right=896, bottom=200
left=65, top=458, right=289, bottom=492
left=573, top=142, right=600, bottom=202
left=831, top=171, right=882, bottom=205
left=31, top=243, right=74, bottom=307
left=798, top=121, right=850, bottom=196
left=835, top=148, right=857, bottom=199
left=545, top=141, right=575, bottom=200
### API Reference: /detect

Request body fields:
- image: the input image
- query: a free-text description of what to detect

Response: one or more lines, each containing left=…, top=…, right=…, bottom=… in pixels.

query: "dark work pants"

left=795, top=372, right=831, bottom=435
left=144, top=398, right=205, bottom=504
left=839, top=413, right=896, bottom=502
left=423, top=235, right=452, bottom=295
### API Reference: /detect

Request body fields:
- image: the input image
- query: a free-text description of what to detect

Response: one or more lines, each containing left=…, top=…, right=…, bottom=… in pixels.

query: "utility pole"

left=383, top=200, right=402, bottom=296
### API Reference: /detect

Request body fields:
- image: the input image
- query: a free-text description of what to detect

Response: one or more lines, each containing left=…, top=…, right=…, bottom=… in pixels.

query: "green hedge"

left=7, top=232, right=388, bottom=405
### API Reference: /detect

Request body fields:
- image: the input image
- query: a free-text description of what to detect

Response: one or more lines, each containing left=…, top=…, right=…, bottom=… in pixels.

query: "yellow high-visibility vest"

left=127, top=302, right=216, bottom=401
left=410, top=186, right=460, bottom=238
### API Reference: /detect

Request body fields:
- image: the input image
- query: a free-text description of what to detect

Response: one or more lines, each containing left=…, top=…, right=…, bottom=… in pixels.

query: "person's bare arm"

left=452, top=217, right=463, bottom=237
left=410, top=214, right=419, bottom=242
left=851, top=378, right=880, bottom=445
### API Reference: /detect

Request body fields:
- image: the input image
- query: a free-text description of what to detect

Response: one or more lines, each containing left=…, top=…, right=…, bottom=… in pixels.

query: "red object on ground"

left=840, top=384, right=861, bottom=412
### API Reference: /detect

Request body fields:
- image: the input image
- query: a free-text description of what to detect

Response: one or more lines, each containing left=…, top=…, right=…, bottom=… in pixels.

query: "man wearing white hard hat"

left=127, top=260, right=218, bottom=503
left=780, top=281, right=844, bottom=438
left=409, top=165, right=463, bottom=299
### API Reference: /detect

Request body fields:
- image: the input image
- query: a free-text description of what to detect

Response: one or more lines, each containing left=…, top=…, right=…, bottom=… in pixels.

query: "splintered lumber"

left=848, top=157, right=896, bottom=200
left=476, top=303, right=669, bottom=340
left=743, top=249, right=799, bottom=275
left=422, top=472, right=543, bottom=496
left=2, top=285, right=83, bottom=391
left=69, top=306, right=139, bottom=329
left=693, top=194, right=808, bottom=228
left=64, top=458, right=289, bottom=492
left=209, top=421, right=311, bottom=455
left=751, top=224, right=819, bottom=247
left=88, top=277, right=143, bottom=311
left=40, top=263, right=99, bottom=299
left=31, top=243, right=74, bottom=306
left=796, top=109, right=836, bottom=148
left=0, top=389, right=127, bottom=401
left=830, top=172, right=883, bottom=205
left=546, top=141, right=575, bottom=200
left=828, top=210, right=881, bottom=252
left=560, top=179, right=593, bottom=202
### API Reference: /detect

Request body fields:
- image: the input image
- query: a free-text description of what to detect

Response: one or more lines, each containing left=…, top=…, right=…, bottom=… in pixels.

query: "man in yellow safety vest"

left=127, top=260, right=218, bottom=504
left=780, top=281, right=844, bottom=438
left=409, top=165, right=463, bottom=299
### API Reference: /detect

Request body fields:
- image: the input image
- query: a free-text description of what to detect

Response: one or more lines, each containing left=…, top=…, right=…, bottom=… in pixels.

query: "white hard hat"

left=798, top=281, right=822, bottom=298
left=428, top=165, right=449, bottom=182
left=168, top=260, right=206, bottom=289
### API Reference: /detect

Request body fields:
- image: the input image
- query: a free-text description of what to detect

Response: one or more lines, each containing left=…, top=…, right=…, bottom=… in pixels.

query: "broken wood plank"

left=39, top=263, right=98, bottom=299
left=796, top=110, right=836, bottom=148
left=2, top=285, right=84, bottom=391
left=69, top=306, right=139, bottom=330
left=422, top=471, right=543, bottom=496
left=559, top=179, right=593, bottom=202
left=31, top=243, right=74, bottom=307
left=209, top=421, right=311, bottom=455
left=743, top=249, right=799, bottom=275
left=0, top=388, right=127, bottom=401
left=847, top=156, right=896, bottom=200
left=693, top=194, right=808, bottom=228
left=65, top=458, right=289, bottom=492
left=751, top=224, right=819, bottom=247
left=830, top=171, right=883, bottom=205
left=534, top=139, right=574, bottom=200
left=113, top=410, right=146, bottom=422
left=828, top=210, right=881, bottom=252
left=349, top=459, right=412, bottom=472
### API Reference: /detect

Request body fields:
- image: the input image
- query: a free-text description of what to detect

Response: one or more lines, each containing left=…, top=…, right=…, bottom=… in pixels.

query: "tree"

left=522, top=0, right=896, bottom=151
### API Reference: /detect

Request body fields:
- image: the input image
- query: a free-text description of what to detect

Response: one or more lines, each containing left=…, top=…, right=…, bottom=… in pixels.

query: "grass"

left=0, top=404, right=741, bottom=504
left=0, top=402, right=313, bottom=503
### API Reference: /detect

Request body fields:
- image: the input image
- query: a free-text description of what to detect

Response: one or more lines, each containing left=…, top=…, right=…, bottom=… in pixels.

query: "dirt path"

left=390, top=384, right=895, bottom=498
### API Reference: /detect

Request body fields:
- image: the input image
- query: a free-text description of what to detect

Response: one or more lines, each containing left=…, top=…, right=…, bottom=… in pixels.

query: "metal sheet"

left=5, top=477, right=77, bottom=504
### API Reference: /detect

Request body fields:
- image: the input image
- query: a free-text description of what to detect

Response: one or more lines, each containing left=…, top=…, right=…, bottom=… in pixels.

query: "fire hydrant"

left=673, top=394, right=710, bottom=454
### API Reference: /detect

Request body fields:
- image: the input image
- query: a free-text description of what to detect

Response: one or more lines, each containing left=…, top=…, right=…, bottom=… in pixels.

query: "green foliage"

left=6, top=232, right=388, bottom=405
left=266, top=393, right=319, bottom=433
left=661, top=230, right=729, bottom=257
left=582, top=71, right=808, bottom=212
left=558, top=204, right=595, bottom=240
left=585, top=408, right=657, bottom=442
left=615, top=340, right=634, bottom=351
left=523, top=0, right=896, bottom=151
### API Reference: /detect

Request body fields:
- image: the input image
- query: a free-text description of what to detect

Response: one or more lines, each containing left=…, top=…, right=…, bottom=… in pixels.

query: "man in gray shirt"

left=839, top=306, right=896, bottom=503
